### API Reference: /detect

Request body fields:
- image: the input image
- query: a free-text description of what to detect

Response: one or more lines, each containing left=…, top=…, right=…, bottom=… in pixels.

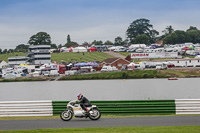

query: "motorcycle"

left=60, top=100, right=101, bottom=121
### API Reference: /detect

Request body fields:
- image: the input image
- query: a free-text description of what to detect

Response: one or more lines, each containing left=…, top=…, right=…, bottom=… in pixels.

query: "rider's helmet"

left=77, top=93, right=83, bottom=100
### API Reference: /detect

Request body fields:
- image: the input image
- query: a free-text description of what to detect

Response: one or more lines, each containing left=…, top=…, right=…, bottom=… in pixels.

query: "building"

left=8, top=45, right=51, bottom=66
left=27, top=45, right=51, bottom=65
left=146, top=58, right=200, bottom=67
left=8, top=56, right=29, bottom=67
left=100, top=57, right=130, bottom=69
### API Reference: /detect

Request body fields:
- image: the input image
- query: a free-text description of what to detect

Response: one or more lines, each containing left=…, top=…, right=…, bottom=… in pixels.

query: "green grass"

left=0, top=52, right=26, bottom=62
left=1, top=126, right=200, bottom=133
left=0, top=52, right=112, bottom=63
left=51, top=52, right=113, bottom=63
left=0, top=77, right=50, bottom=82
left=59, top=70, right=168, bottom=80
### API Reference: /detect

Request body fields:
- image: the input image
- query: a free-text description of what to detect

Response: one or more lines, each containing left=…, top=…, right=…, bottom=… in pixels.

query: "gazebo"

left=89, top=47, right=97, bottom=52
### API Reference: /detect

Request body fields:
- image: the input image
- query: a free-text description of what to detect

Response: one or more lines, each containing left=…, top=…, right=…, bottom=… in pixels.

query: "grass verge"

left=0, top=126, right=200, bottom=133
left=59, top=69, right=200, bottom=80
left=59, top=70, right=168, bottom=80
left=0, top=77, right=50, bottom=82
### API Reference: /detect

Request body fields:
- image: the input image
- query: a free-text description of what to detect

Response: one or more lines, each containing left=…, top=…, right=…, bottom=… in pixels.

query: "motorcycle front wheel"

left=60, top=110, right=73, bottom=121
left=89, top=108, right=101, bottom=120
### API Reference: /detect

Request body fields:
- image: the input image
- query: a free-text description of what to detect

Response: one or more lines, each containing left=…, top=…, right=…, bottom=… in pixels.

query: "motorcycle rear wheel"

left=60, top=110, right=73, bottom=121
left=89, top=108, right=101, bottom=120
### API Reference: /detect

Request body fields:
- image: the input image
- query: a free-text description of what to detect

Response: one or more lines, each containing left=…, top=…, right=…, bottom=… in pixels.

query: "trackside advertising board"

left=131, top=52, right=178, bottom=59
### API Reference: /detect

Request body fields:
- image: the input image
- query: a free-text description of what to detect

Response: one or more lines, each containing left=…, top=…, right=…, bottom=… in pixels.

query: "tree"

left=28, top=32, right=51, bottom=45
left=162, top=25, right=174, bottom=35
left=7, top=49, right=14, bottom=53
left=187, top=26, right=198, bottom=32
left=58, top=44, right=62, bottom=49
left=2, top=49, right=7, bottom=54
left=104, top=40, right=113, bottom=45
left=92, top=40, right=103, bottom=45
left=64, top=41, right=78, bottom=47
left=50, top=44, right=58, bottom=49
left=15, top=44, right=29, bottom=52
left=114, top=37, right=123, bottom=46
left=149, top=29, right=159, bottom=43
left=64, top=35, right=78, bottom=47
left=67, top=34, right=71, bottom=43
left=126, top=18, right=158, bottom=43
left=186, top=30, right=200, bottom=43
left=82, top=41, right=89, bottom=45
left=0, top=48, right=2, bottom=54
left=163, top=30, right=186, bottom=44
left=134, top=34, right=150, bottom=44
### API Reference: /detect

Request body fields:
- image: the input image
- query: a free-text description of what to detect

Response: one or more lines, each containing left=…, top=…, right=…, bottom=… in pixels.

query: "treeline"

left=1, top=18, right=200, bottom=53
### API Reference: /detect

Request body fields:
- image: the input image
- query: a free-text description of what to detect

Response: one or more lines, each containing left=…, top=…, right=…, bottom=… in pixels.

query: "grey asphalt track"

left=0, top=116, right=200, bottom=131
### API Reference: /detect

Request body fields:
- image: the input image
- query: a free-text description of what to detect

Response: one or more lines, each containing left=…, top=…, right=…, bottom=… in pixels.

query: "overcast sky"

left=0, top=0, right=200, bottom=49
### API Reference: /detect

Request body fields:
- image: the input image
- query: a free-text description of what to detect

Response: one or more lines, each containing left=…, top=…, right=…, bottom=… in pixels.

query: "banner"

left=131, top=52, right=178, bottom=58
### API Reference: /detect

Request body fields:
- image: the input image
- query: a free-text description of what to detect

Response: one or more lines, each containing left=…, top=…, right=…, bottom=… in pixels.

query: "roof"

left=102, top=58, right=119, bottom=63
left=29, top=45, right=51, bottom=48
left=102, top=57, right=130, bottom=64
left=152, top=58, right=200, bottom=62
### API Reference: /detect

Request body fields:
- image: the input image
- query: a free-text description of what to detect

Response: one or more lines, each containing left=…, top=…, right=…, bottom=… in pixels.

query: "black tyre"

left=60, top=110, right=73, bottom=121
left=89, top=108, right=101, bottom=120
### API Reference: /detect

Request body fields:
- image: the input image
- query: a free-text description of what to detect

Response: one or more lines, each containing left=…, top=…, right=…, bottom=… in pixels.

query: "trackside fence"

left=1, top=99, right=200, bottom=117
left=52, top=100, right=176, bottom=115
left=175, top=99, right=200, bottom=114
left=0, top=100, right=53, bottom=117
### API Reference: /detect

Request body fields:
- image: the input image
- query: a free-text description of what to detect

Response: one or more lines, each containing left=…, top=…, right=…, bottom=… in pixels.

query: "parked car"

left=114, top=47, right=127, bottom=52
left=119, top=48, right=128, bottom=52
left=43, top=71, right=50, bottom=76
left=71, top=67, right=81, bottom=71
left=78, top=69, right=89, bottom=73
left=135, top=48, right=144, bottom=53
left=127, top=48, right=136, bottom=52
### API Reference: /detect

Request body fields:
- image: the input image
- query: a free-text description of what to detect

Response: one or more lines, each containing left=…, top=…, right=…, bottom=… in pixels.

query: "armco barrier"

left=175, top=99, right=200, bottom=114
left=0, top=100, right=53, bottom=117
left=53, top=100, right=176, bottom=115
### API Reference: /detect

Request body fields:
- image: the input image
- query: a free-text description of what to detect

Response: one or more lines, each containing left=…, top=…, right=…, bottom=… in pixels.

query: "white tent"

left=72, top=47, right=87, bottom=52
left=0, top=61, right=9, bottom=69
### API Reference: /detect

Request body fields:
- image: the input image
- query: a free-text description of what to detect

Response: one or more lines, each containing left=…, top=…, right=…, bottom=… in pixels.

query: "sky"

left=0, top=0, right=200, bottom=49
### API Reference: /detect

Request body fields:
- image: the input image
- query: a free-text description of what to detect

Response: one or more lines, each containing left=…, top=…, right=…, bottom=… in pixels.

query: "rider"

left=76, top=93, right=91, bottom=115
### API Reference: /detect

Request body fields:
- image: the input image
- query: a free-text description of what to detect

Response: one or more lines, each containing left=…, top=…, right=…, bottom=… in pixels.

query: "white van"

left=50, top=70, right=59, bottom=76
left=156, top=62, right=168, bottom=70
left=101, top=66, right=118, bottom=72
left=127, top=62, right=145, bottom=71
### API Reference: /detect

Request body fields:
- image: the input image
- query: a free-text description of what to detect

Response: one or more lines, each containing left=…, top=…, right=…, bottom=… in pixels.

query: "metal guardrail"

left=175, top=99, right=200, bottom=114
left=0, top=100, right=53, bottom=117
left=53, top=100, right=176, bottom=115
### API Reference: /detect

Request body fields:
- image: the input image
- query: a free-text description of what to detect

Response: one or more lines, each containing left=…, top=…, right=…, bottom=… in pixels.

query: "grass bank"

left=1, top=126, right=200, bottom=133
left=59, top=69, right=200, bottom=80
left=0, top=77, right=50, bottom=82
left=0, top=52, right=26, bottom=62
left=0, top=52, right=113, bottom=63
left=59, top=70, right=167, bottom=80
left=51, top=52, right=113, bottom=63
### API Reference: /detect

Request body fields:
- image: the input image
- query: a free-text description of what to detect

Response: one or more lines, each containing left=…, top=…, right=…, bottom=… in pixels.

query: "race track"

left=1, top=116, right=200, bottom=131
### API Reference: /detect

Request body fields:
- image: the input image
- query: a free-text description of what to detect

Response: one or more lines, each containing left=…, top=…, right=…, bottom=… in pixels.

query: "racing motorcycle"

left=60, top=100, right=101, bottom=121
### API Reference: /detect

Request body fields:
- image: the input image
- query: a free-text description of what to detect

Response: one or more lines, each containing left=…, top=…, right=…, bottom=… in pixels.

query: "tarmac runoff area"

left=0, top=116, right=200, bottom=131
